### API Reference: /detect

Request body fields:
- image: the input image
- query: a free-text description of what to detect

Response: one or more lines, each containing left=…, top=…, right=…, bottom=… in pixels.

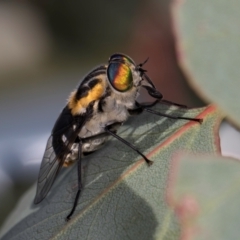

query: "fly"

left=34, top=53, right=202, bottom=221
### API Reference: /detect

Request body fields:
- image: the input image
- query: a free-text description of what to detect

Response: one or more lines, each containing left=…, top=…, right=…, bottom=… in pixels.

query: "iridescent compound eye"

left=109, top=53, right=135, bottom=65
left=107, top=62, right=133, bottom=92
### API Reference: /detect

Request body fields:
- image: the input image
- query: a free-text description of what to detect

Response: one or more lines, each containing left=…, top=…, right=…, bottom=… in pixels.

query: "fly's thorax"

left=68, top=73, right=108, bottom=116
left=78, top=102, right=128, bottom=139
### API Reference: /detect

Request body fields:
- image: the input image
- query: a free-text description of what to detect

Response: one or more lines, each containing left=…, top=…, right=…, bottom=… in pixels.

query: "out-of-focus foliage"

left=166, top=155, right=240, bottom=240
left=175, top=0, right=240, bottom=127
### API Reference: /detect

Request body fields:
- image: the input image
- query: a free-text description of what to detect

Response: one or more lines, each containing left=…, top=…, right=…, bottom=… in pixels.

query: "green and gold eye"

left=109, top=53, right=135, bottom=65
left=107, top=62, right=133, bottom=92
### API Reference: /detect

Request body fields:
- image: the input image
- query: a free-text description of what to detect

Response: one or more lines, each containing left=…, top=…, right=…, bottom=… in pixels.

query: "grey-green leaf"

left=167, top=155, right=240, bottom=240
left=0, top=105, right=222, bottom=240
left=176, top=0, right=240, bottom=126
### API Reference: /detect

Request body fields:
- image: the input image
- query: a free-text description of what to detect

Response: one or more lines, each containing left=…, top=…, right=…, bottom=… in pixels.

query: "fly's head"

left=107, top=53, right=163, bottom=101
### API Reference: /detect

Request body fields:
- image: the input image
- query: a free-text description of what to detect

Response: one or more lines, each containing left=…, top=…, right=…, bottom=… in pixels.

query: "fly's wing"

left=34, top=135, right=64, bottom=204
left=34, top=106, right=88, bottom=204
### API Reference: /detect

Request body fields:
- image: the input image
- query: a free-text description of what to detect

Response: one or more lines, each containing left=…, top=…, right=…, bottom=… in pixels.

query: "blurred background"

left=0, top=0, right=239, bottom=228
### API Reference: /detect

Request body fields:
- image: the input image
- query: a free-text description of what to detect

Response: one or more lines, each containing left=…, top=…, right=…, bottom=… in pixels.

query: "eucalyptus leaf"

left=167, top=155, right=240, bottom=240
left=175, top=0, right=240, bottom=126
left=0, top=104, right=222, bottom=240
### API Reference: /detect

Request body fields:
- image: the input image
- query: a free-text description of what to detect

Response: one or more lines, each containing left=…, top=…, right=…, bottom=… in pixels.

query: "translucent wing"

left=34, top=135, right=66, bottom=204
left=34, top=107, right=87, bottom=204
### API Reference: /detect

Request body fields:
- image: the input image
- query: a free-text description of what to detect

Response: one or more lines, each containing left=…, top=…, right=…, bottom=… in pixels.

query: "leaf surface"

left=175, top=0, right=240, bottom=126
left=167, top=155, right=240, bottom=240
left=0, top=104, right=222, bottom=240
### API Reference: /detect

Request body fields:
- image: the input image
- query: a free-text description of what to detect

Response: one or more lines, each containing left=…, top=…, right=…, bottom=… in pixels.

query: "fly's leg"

left=66, top=140, right=83, bottom=221
left=160, top=99, right=187, bottom=108
left=81, top=123, right=152, bottom=166
left=134, top=101, right=203, bottom=123
left=66, top=122, right=123, bottom=220
left=128, top=100, right=158, bottom=115
left=144, top=108, right=202, bottom=123
left=104, top=126, right=153, bottom=166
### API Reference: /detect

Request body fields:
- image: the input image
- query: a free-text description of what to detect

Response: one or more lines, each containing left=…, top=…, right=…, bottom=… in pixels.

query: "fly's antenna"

left=138, top=57, right=149, bottom=68
left=137, top=57, right=149, bottom=73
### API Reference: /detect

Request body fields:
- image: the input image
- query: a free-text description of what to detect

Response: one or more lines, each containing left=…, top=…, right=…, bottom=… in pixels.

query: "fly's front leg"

left=160, top=99, right=187, bottom=108
left=135, top=101, right=202, bottom=123
left=128, top=100, right=158, bottom=116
